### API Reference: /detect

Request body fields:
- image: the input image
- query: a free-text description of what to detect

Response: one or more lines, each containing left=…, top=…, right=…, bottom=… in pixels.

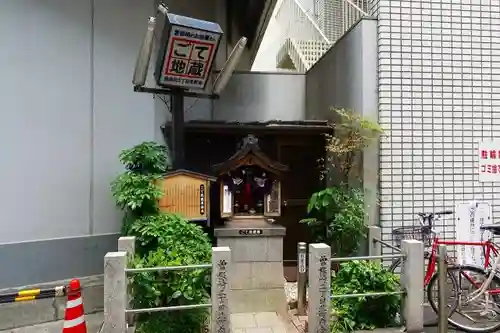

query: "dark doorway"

left=173, top=121, right=328, bottom=278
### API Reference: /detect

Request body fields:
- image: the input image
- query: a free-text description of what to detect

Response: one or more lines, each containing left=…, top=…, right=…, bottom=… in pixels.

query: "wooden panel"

left=278, top=136, right=325, bottom=261
left=159, top=175, right=209, bottom=220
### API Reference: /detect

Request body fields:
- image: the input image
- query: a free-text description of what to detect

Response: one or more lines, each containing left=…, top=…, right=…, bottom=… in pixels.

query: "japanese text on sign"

left=215, top=259, right=229, bottom=333
left=478, top=140, right=500, bottom=182
left=317, top=255, right=329, bottom=333
left=298, top=252, right=306, bottom=274
left=158, top=26, right=220, bottom=90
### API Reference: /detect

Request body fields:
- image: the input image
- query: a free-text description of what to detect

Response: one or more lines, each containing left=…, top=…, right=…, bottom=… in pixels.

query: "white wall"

left=305, top=18, right=379, bottom=223
left=373, top=0, right=500, bottom=245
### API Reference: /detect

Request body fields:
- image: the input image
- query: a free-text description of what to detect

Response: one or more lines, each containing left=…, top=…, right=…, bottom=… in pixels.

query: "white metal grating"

left=274, top=0, right=369, bottom=71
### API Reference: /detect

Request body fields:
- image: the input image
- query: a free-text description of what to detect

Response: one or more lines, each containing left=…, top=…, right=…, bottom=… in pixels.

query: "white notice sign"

left=455, top=202, right=492, bottom=266
left=478, top=140, right=500, bottom=182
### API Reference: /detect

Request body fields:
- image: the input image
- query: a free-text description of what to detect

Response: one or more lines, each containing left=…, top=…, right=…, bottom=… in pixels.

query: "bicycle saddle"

left=480, top=224, right=500, bottom=235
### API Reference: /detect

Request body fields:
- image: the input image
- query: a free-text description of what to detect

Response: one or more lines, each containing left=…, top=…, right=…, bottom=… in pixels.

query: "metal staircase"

left=275, top=0, right=369, bottom=72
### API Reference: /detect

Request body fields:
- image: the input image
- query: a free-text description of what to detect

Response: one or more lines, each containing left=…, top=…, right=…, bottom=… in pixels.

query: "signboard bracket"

left=171, top=89, right=185, bottom=169
left=133, top=86, right=219, bottom=100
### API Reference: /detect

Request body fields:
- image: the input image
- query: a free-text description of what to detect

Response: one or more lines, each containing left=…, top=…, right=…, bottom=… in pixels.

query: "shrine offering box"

left=158, top=169, right=216, bottom=224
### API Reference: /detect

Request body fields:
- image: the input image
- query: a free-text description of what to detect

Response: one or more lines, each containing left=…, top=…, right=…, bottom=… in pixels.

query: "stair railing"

left=275, top=0, right=331, bottom=45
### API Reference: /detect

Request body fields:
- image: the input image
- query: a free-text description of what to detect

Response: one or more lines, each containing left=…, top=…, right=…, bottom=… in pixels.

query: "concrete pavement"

left=0, top=312, right=103, bottom=333
left=231, top=312, right=298, bottom=333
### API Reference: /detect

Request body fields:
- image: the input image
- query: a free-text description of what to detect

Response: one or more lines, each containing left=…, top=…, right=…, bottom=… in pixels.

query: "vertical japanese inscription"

left=317, top=255, right=328, bottom=333
left=215, top=259, right=228, bottom=333
left=200, top=184, right=205, bottom=215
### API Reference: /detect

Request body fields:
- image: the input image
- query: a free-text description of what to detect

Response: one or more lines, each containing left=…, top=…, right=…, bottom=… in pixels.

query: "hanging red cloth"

left=241, top=182, right=253, bottom=208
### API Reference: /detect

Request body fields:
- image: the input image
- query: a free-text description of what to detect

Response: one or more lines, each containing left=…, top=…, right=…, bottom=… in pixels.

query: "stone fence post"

left=211, top=247, right=232, bottom=333
left=103, top=251, right=127, bottom=333
left=368, top=226, right=381, bottom=263
left=118, top=236, right=136, bottom=328
left=401, top=240, right=424, bottom=333
left=308, top=243, right=331, bottom=333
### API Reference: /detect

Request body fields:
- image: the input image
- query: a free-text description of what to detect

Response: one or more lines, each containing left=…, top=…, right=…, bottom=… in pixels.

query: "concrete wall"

left=0, top=0, right=156, bottom=288
left=305, top=18, right=379, bottom=224
left=371, top=0, right=500, bottom=247
left=0, top=0, right=257, bottom=289
left=213, top=72, right=306, bottom=122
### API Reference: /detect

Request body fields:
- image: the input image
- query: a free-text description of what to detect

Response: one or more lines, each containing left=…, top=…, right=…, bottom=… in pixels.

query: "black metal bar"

left=133, top=85, right=218, bottom=100
left=0, top=289, right=64, bottom=304
left=171, top=90, right=185, bottom=169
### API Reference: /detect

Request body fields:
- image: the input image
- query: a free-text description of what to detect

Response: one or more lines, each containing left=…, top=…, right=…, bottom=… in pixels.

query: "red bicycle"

left=389, top=210, right=500, bottom=332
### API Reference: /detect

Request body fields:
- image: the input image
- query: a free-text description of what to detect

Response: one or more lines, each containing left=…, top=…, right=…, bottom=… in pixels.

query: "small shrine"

left=213, top=135, right=288, bottom=316
left=213, top=134, right=288, bottom=221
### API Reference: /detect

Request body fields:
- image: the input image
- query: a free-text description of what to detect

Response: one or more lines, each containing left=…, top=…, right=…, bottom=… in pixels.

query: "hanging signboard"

left=478, top=140, right=500, bottom=182
left=154, top=13, right=223, bottom=90
left=455, top=201, right=492, bottom=266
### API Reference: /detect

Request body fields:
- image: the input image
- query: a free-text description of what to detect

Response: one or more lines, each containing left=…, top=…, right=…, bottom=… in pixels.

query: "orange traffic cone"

left=62, top=279, right=87, bottom=333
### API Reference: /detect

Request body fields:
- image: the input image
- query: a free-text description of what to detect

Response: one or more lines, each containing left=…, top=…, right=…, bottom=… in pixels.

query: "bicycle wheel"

left=389, top=258, right=402, bottom=274
left=428, top=265, right=500, bottom=333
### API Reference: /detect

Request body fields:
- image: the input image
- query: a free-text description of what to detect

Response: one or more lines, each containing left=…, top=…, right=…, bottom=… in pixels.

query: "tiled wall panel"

left=376, top=0, right=500, bottom=253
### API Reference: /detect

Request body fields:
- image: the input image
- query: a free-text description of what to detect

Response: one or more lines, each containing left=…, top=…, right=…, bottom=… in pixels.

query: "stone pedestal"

left=214, top=217, right=287, bottom=316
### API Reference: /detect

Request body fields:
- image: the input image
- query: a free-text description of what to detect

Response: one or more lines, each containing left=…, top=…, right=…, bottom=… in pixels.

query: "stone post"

left=368, top=226, right=381, bottom=263
left=103, top=252, right=127, bottom=333
left=211, top=246, right=231, bottom=333
left=118, top=236, right=135, bottom=327
left=401, top=240, right=424, bottom=333
left=118, top=236, right=135, bottom=258
left=308, top=243, right=331, bottom=333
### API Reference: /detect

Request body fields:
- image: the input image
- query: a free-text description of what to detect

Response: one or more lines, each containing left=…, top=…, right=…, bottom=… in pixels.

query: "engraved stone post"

left=104, top=252, right=127, bottom=333
left=211, top=246, right=231, bottom=333
left=401, top=240, right=424, bottom=333
left=308, top=243, right=331, bottom=333
left=368, top=226, right=381, bottom=263
left=118, top=237, right=135, bottom=327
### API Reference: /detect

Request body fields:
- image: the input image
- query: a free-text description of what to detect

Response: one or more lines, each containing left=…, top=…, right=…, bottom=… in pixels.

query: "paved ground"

left=231, top=312, right=298, bottom=333
left=0, top=312, right=103, bottom=333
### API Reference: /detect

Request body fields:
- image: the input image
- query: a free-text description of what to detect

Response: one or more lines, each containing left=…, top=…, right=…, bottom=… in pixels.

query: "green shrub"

left=128, top=213, right=212, bottom=333
left=330, top=261, right=400, bottom=333
left=301, top=185, right=366, bottom=256
left=119, top=141, right=170, bottom=174
left=110, top=141, right=170, bottom=234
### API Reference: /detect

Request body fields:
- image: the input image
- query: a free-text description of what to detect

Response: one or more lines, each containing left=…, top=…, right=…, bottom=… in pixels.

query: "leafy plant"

left=330, top=261, right=400, bottom=333
left=119, top=141, right=170, bottom=174
left=110, top=142, right=210, bottom=332
left=110, top=141, right=171, bottom=234
left=129, top=213, right=213, bottom=258
left=128, top=213, right=212, bottom=333
left=301, top=185, right=366, bottom=256
left=324, top=108, right=383, bottom=181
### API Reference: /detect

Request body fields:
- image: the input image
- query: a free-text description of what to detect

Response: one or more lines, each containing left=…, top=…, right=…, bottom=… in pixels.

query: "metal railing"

left=342, top=0, right=369, bottom=34
left=124, top=264, right=213, bottom=315
left=274, top=0, right=369, bottom=71
left=294, top=230, right=426, bottom=332
left=329, top=252, right=406, bottom=301
left=102, top=237, right=231, bottom=333
left=275, top=0, right=330, bottom=45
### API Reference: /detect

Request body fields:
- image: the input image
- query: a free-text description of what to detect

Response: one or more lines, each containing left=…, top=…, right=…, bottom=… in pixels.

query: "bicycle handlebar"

left=417, top=210, right=454, bottom=230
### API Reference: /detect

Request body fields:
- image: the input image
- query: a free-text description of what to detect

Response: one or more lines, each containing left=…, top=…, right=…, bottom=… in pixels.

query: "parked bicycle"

left=389, top=210, right=500, bottom=333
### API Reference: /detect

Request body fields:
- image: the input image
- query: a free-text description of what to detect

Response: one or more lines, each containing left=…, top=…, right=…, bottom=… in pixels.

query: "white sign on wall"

left=455, top=202, right=492, bottom=266
left=478, top=140, right=500, bottom=182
